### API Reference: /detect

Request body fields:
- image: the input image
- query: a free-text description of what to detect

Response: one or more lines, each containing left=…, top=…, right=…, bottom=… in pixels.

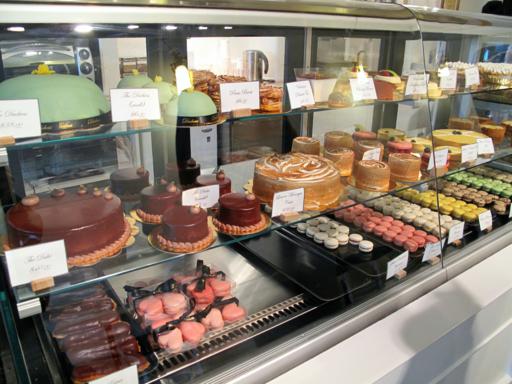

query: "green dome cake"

left=117, top=69, right=153, bottom=89
left=0, top=64, right=110, bottom=130
left=143, top=75, right=177, bottom=104
left=178, top=90, right=217, bottom=117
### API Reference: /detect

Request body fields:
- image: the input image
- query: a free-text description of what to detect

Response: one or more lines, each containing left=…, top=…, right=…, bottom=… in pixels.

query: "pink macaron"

left=425, top=235, right=439, bottom=244
left=413, top=230, right=427, bottom=238
left=401, top=230, right=414, bottom=238
left=393, top=234, right=408, bottom=247
left=391, top=220, right=404, bottom=228
left=403, top=225, right=416, bottom=232
left=373, top=212, right=384, bottom=218
left=382, top=216, right=394, bottom=223
left=363, top=222, right=376, bottom=233
left=343, top=212, right=355, bottom=223
left=389, top=225, right=402, bottom=234
left=373, top=225, right=387, bottom=236
left=383, top=231, right=398, bottom=242
left=404, top=239, right=419, bottom=252
left=353, top=217, right=364, bottom=228
left=412, top=236, right=426, bottom=248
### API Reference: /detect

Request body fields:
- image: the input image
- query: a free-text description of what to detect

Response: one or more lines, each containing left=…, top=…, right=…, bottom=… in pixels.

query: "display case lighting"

left=7, top=26, right=25, bottom=32
left=74, top=25, right=93, bottom=33
left=165, top=25, right=178, bottom=30
left=127, top=24, right=139, bottom=30
left=198, top=26, right=208, bottom=30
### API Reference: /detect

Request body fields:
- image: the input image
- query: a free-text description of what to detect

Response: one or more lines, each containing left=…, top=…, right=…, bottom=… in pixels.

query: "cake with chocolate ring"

left=195, top=170, right=231, bottom=196
left=6, top=186, right=131, bottom=267
left=213, top=193, right=267, bottom=235
left=110, top=167, right=150, bottom=201
left=136, top=181, right=182, bottom=224
left=156, top=205, right=213, bottom=253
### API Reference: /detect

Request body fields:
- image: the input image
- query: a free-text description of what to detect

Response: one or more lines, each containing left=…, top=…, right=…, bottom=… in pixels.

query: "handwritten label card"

left=286, top=81, right=315, bottom=109
left=448, top=221, right=465, bottom=244
left=439, top=68, right=457, bottom=90
left=0, top=99, right=41, bottom=139
left=271, top=188, right=304, bottom=218
left=478, top=210, right=493, bottom=231
left=90, top=365, right=138, bottom=384
left=427, top=148, right=449, bottom=170
left=349, top=78, right=377, bottom=101
left=110, top=88, right=161, bottom=122
left=461, top=143, right=478, bottom=163
left=422, top=241, right=442, bottom=262
left=5, top=240, right=68, bottom=287
left=386, top=251, right=409, bottom=280
left=465, top=66, right=480, bottom=88
left=182, top=185, right=220, bottom=209
left=220, top=81, right=260, bottom=113
left=477, top=138, right=495, bottom=155
left=362, top=148, right=381, bottom=161
left=405, top=74, right=428, bottom=96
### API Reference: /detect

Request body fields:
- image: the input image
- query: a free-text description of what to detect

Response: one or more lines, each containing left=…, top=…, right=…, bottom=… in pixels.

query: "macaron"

left=382, top=216, right=394, bottom=223
left=317, top=223, right=331, bottom=232
left=402, top=213, right=416, bottom=223
left=383, top=231, right=398, bottom=242
left=306, top=227, right=319, bottom=238
left=425, top=235, right=440, bottom=244
left=338, top=226, right=350, bottom=235
left=373, top=225, right=387, bottom=237
left=349, top=234, right=363, bottom=245
left=327, top=228, right=339, bottom=238
left=318, top=216, right=330, bottom=224
left=413, top=230, right=427, bottom=238
left=404, top=239, right=419, bottom=252
left=403, top=225, right=416, bottom=232
left=359, top=240, right=374, bottom=253
left=314, top=232, right=329, bottom=244
left=353, top=217, right=364, bottom=228
left=363, top=222, right=376, bottom=233
left=337, top=234, right=349, bottom=245
left=297, top=223, right=307, bottom=233
left=324, top=238, right=339, bottom=250
left=393, top=234, right=408, bottom=247
left=306, top=219, right=319, bottom=227
left=411, top=236, right=426, bottom=248
left=391, top=220, right=404, bottom=228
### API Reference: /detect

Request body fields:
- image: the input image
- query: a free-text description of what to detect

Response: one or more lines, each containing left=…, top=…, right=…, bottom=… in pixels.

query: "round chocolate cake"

left=166, top=159, right=201, bottom=190
left=6, top=187, right=130, bottom=267
left=137, top=182, right=182, bottom=223
left=195, top=170, right=231, bottom=196
left=110, top=167, right=150, bottom=201
left=213, top=193, right=266, bottom=235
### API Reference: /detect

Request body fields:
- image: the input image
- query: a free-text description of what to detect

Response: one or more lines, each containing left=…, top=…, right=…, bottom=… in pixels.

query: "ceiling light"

left=127, top=24, right=139, bottom=30
left=165, top=25, right=178, bottom=31
left=7, top=26, right=25, bottom=32
left=74, top=24, right=93, bottom=33
left=198, top=26, right=208, bottom=30
left=224, top=26, right=233, bottom=30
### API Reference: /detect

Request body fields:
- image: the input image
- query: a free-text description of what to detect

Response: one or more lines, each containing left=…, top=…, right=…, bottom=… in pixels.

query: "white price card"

left=362, top=147, right=381, bottom=161
left=478, top=210, right=493, bottom=231
left=310, top=79, right=337, bottom=102
left=477, top=138, right=495, bottom=155
left=422, top=241, right=442, bottom=262
left=439, top=68, right=457, bottom=90
left=271, top=188, right=304, bottom=218
left=110, top=88, right=161, bottom=122
left=286, top=81, right=315, bottom=109
left=5, top=240, right=68, bottom=287
left=465, top=66, right=480, bottom=88
left=90, top=364, right=138, bottom=384
left=461, top=143, right=478, bottom=163
left=386, top=251, right=409, bottom=280
left=0, top=99, right=41, bottom=139
left=220, top=81, right=260, bottom=113
left=448, top=221, right=465, bottom=244
left=349, top=77, right=377, bottom=101
left=182, top=184, right=220, bottom=209
left=509, top=205, right=512, bottom=219
left=405, top=74, right=428, bottom=96
left=427, top=148, right=449, bottom=170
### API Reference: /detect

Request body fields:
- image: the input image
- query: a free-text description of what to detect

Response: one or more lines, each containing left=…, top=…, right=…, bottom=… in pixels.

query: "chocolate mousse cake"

left=166, top=158, right=201, bottom=190
left=110, top=167, right=150, bottom=201
left=195, top=170, right=231, bottom=196
left=136, top=181, right=182, bottom=224
left=213, top=193, right=266, bottom=235
left=156, top=205, right=214, bottom=253
left=6, top=186, right=131, bottom=267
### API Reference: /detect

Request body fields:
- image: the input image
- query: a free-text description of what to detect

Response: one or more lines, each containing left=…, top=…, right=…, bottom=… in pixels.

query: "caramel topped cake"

left=353, top=160, right=390, bottom=192
left=6, top=186, right=130, bottom=267
left=253, top=153, right=342, bottom=211
left=291, top=136, right=321, bottom=156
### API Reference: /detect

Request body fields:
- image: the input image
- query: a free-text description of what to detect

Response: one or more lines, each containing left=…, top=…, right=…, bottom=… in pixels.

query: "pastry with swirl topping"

left=253, top=153, right=342, bottom=211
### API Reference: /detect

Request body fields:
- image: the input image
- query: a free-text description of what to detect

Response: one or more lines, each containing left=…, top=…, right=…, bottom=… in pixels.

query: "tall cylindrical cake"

left=291, top=136, right=321, bottom=156
left=388, top=153, right=421, bottom=183
left=353, top=160, right=390, bottom=192
left=324, top=131, right=353, bottom=150
left=323, top=148, right=354, bottom=176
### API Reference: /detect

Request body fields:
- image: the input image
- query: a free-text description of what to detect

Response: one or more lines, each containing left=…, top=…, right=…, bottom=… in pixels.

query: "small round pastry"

left=404, top=239, right=419, bottom=252
left=291, top=136, right=321, bottom=155
left=363, top=222, right=376, bottom=233
left=412, top=236, right=426, bottom=248
left=349, top=233, right=363, bottom=245
left=324, top=131, right=354, bottom=150
left=195, top=170, right=231, bottom=196
left=337, top=234, right=349, bottom=245
left=324, top=148, right=355, bottom=177
left=324, top=238, right=339, bottom=250
left=314, top=232, right=329, bottom=244
left=327, top=228, right=339, bottom=238
left=353, top=160, right=390, bottom=192
left=306, top=227, right=319, bottom=238
left=317, top=223, right=331, bottom=232
left=391, top=220, right=404, bottom=228
left=402, top=213, right=416, bottom=223
left=318, top=217, right=330, bottom=224
left=307, top=219, right=320, bottom=227
left=359, top=240, right=374, bottom=253
left=213, top=193, right=266, bottom=235
left=297, top=223, right=307, bottom=233
left=383, top=231, right=397, bottom=242
left=338, top=225, right=350, bottom=235
left=425, top=235, right=439, bottom=244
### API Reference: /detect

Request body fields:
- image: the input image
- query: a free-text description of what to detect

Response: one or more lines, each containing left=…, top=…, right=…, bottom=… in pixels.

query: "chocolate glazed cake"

left=195, top=169, right=231, bottom=196
left=137, top=181, right=182, bottom=224
left=213, top=193, right=267, bottom=235
left=166, top=158, right=201, bottom=190
left=6, top=186, right=130, bottom=267
left=110, top=166, right=150, bottom=201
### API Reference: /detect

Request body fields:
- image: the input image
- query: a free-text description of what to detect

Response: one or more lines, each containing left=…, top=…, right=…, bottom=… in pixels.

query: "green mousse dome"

left=178, top=90, right=217, bottom=117
left=144, top=76, right=177, bottom=104
left=0, top=73, right=110, bottom=124
left=117, top=70, right=153, bottom=89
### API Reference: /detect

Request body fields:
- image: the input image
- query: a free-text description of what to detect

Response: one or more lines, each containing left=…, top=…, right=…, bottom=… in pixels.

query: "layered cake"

left=6, top=187, right=130, bottom=267
left=354, top=139, right=384, bottom=161
left=432, top=129, right=488, bottom=147
left=291, top=136, right=321, bottom=156
left=405, top=137, right=432, bottom=153
left=195, top=170, right=231, bottom=196
left=212, top=193, right=267, bottom=235
left=448, top=117, right=474, bottom=131
left=253, top=153, right=342, bottom=211
left=156, top=205, right=213, bottom=253
left=434, top=146, right=460, bottom=170
left=480, top=123, right=505, bottom=145
left=136, top=182, right=182, bottom=224
left=388, top=153, right=421, bottom=183
left=110, top=167, right=150, bottom=201
left=324, top=131, right=353, bottom=150
left=166, top=159, right=201, bottom=190
left=387, top=139, right=413, bottom=155
left=323, top=147, right=354, bottom=176
left=353, top=160, right=390, bottom=192
left=478, top=62, right=512, bottom=86
left=373, top=70, right=404, bottom=100
left=377, top=128, right=406, bottom=143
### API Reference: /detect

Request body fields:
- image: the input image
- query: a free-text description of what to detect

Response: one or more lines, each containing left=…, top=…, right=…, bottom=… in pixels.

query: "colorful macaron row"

left=470, top=166, right=512, bottom=185
left=448, top=170, right=512, bottom=198
left=441, top=181, right=510, bottom=215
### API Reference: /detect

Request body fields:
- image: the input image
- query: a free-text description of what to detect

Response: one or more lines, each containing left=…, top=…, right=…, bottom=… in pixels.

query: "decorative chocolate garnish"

left=104, top=192, right=114, bottom=200
left=21, top=194, right=39, bottom=207
left=159, top=178, right=169, bottom=185
left=190, top=205, right=201, bottom=214
left=136, top=166, right=146, bottom=176
left=453, top=130, right=462, bottom=135
left=216, top=170, right=225, bottom=180
left=186, top=158, right=196, bottom=167
left=51, top=188, right=65, bottom=198
left=246, top=193, right=256, bottom=201
left=93, top=187, right=102, bottom=197
left=166, top=182, right=177, bottom=193
left=77, top=185, right=87, bottom=195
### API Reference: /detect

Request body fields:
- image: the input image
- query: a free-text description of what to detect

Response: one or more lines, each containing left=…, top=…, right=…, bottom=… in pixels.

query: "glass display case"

left=0, top=1, right=511, bottom=382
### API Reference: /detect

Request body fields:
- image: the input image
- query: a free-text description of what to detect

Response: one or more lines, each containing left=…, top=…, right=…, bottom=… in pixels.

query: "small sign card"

left=461, top=143, right=478, bottom=163
left=5, top=240, right=68, bottom=287
left=349, top=77, right=377, bottom=101
left=0, top=99, right=41, bottom=139
left=427, top=148, right=449, bottom=170
left=182, top=185, right=220, bottom=209
left=362, top=147, right=381, bottom=161
left=439, top=68, right=457, bottom=90
left=220, top=81, right=260, bottom=113
left=286, top=81, right=315, bottom=109
left=271, top=188, right=304, bottom=218
left=477, top=138, right=495, bottom=155
left=422, top=241, right=442, bottom=262
left=110, top=88, right=161, bottom=122
left=405, top=74, right=428, bottom=96
left=386, top=251, right=409, bottom=280
left=89, top=365, right=138, bottom=384
left=448, top=221, right=465, bottom=244
left=465, top=66, right=480, bottom=88
left=478, top=210, right=493, bottom=231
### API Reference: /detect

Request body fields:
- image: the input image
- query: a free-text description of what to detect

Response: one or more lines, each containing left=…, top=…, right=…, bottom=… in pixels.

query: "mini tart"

left=67, top=219, right=132, bottom=267
left=156, top=226, right=215, bottom=253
